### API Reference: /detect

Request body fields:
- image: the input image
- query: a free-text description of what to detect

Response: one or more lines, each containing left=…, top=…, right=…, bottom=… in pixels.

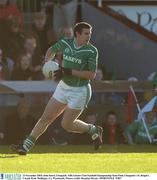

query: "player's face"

left=77, top=28, right=92, bottom=45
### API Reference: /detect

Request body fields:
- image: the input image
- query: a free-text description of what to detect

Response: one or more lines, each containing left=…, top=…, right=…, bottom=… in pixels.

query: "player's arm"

left=72, top=70, right=96, bottom=80
left=44, top=39, right=65, bottom=62
left=54, top=68, right=96, bottom=81
left=44, top=47, right=56, bottom=62
left=72, top=48, right=98, bottom=80
left=54, top=48, right=98, bottom=80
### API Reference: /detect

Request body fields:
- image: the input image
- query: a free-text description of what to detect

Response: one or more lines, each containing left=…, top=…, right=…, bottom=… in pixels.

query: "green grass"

left=0, top=145, right=157, bottom=173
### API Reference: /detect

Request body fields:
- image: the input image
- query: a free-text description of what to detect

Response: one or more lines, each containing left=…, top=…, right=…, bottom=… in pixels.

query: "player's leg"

left=12, top=97, right=67, bottom=155
left=61, top=107, right=103, bottom=150
left=30, top=97, right=66, bottom=139
left=61, top=108, right=87, bottom=133
left=61, top=82, right=103, bottom=150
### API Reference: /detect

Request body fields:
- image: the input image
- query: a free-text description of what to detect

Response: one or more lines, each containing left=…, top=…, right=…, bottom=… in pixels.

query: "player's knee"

left=61, top=120, right=71, bottom=132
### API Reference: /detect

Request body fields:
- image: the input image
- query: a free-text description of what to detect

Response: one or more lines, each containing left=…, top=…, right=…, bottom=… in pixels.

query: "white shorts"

left=53, top=80, right=92, bottom=110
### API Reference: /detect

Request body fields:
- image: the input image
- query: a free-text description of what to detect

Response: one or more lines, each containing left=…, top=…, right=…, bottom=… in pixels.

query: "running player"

left=12, top=22, right=103, bottom=155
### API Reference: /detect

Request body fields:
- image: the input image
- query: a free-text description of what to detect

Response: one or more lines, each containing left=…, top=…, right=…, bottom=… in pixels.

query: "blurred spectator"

left=11, top=54, right=34, bottom=80
left=0, top=47, right=14, bottom=80
left=49, top=116, right=69, bottom=146
left=94, top=68, right=104, bottom=81
left=148, top=71, right=157, bottom=89
left=125, top=111, right=157, bottom=144
left=45, top=1, right=74, bottom=29
left=58, top=26, right=73, bottom=39
left=0, top=132, right=4, bottom=139
left=1, top=16, right=24, bottom=61
left=108, top=92, right=125, bottom=105
left=0, top=132, right=4, bottom=144
left=4, top=99, right=36, bottom=144
left=143, top=72, right=157, bottom=101
left=23, top=33, right=39, bottom=58
left=90, top=68, right=105, bottom=105
left=86, top=111, right=97, bottom=125
left=53, top=0, right=77, bottom=38
left=0, top=0, right=23, bottom=26
left=23, top=33, right=44, bottom=80
left=125, top=101, right=157, bottom=144
left=31, top=11, right=57, bottom=56
left=128, top=76, right=138, bottom=82
left=103, top=111, right=124, bottom=144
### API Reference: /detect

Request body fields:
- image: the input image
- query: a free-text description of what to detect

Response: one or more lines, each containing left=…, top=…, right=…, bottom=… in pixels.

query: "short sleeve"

left=50, top=38, right=66, bottom=53
left=88, top=48, right=98, bottom=72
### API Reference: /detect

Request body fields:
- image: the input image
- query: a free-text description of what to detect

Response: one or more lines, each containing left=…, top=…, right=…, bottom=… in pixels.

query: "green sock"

left=22, top=135, right=36, bottom=152
left=88, top=124, right=98, bottom=140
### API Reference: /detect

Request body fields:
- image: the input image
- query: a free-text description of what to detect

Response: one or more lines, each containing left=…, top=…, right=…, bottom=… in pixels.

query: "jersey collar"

left=73, top=38, right=86, bottom=50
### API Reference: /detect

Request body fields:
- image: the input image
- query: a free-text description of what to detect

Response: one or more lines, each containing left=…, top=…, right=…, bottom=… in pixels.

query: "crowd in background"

left=1, top=0, right=157, bottom=82
left=1, top=0, right=157, bottom=146
left=0, top=0, right=75, bottom=81
left=3, top=96, right=157, bottom=146
left=0, top=0, right=121, bottom=82
left=0, top=0, right=124, bottom=145
left=0, top=97, right=126, bottom=145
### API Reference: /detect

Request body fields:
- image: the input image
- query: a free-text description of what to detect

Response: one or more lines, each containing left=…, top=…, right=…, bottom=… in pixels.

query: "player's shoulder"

left=86, top=43, right=98, bottom=54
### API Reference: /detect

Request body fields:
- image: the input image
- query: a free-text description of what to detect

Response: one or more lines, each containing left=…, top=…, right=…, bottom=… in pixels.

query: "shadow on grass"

left=0, top=145, right=157, bottom=154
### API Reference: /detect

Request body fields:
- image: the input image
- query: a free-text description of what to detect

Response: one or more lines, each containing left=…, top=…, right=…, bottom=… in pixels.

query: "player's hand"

left=62, top=67, right=72, bottom=76
left=53, top=68, right=63, bottom=81
left=54, top=67, right=72, bottom=81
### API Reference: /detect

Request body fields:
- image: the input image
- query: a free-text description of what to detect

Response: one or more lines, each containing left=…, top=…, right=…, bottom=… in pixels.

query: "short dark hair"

left=74, top=22, right=92, bottom=37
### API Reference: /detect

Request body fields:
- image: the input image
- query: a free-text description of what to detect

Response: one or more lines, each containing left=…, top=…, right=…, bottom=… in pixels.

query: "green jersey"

left=126, top=119, right=157, bottom=144
left=50, top=37, right=98, bottom=87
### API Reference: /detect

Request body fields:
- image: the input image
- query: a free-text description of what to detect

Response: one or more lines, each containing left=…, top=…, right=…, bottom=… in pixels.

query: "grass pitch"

left=0, top=145, right=157, bottom=173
